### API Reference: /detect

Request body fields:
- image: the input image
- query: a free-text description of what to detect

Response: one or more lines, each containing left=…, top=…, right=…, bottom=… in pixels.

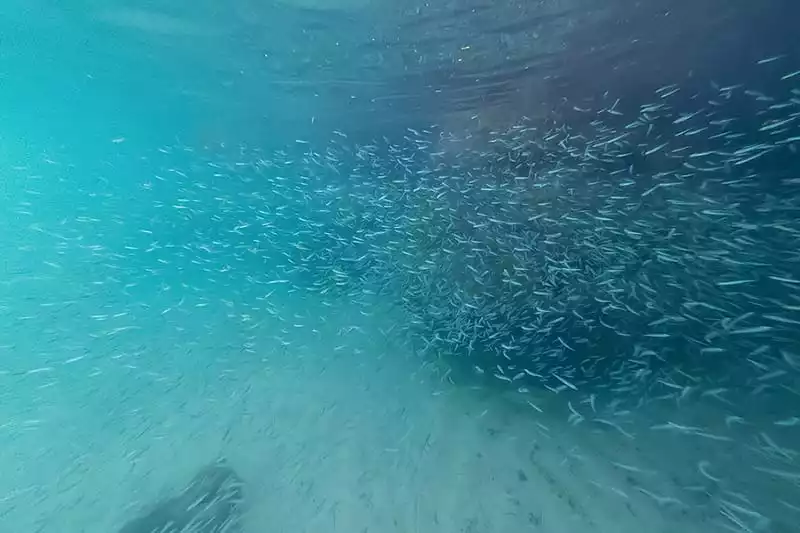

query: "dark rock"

left=119, top=460, right=243, bottom=533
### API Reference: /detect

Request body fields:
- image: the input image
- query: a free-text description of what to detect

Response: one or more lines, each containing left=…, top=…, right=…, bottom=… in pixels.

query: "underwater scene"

left=1, top=1, right=799, bottom=532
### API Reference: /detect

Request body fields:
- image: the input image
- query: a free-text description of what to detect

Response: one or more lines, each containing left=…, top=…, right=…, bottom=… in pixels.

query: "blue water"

left=2, top=2, right=800, bottom=532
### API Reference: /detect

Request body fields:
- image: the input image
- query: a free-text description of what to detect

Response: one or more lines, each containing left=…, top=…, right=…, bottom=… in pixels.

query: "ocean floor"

left=4, top=265, right=792, bottom=533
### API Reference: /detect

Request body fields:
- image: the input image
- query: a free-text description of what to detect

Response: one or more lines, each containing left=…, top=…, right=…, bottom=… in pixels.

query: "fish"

left=10, top=45, right=800, bottom=533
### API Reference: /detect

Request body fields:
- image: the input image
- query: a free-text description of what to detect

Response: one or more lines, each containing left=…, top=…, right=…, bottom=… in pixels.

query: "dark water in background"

left=2, top=1, right=800, bottom=532
left=2, top=1, right=797, bottom=148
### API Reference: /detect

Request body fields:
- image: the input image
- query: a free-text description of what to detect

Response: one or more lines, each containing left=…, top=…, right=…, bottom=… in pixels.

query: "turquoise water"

left=2, top=2, right=800, bottom=533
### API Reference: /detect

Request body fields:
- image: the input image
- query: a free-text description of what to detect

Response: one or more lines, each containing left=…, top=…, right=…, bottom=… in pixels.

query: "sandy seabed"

left=0, top=273, right=796, bottom=533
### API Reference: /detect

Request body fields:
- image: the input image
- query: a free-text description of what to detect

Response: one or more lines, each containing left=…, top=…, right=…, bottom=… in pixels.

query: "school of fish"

left=6, top=56, right=800, bottom=532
